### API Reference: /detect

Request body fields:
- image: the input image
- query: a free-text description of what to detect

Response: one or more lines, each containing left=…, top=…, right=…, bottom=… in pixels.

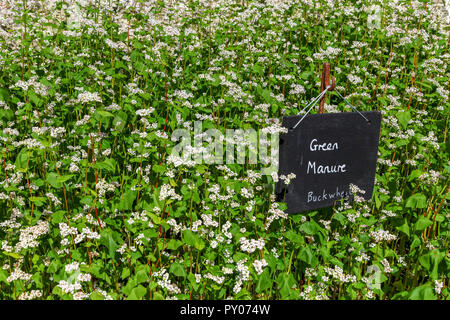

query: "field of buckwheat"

left=0, top=0, right=448, bottom=301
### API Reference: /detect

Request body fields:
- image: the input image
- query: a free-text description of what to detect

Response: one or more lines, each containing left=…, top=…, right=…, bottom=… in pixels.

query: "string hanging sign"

left=275, top=63, right=381, bottom=214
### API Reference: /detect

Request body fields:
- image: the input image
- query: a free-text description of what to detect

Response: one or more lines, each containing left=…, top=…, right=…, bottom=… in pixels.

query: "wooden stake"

left=319, top=62, right=336, bottom=114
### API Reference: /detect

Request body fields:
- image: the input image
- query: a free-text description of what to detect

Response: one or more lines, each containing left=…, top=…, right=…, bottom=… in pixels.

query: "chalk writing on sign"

left=276, top=111, right=381, bottom=214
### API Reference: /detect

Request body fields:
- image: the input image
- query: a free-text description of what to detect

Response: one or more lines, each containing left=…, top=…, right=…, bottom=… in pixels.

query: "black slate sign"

left=275, top=111, right=381, bottom=214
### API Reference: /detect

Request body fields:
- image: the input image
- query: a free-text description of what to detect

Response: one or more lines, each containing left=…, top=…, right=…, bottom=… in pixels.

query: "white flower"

left=65, top=261, right=80, bottom=273
left=252, top=259, right=268, bottom=275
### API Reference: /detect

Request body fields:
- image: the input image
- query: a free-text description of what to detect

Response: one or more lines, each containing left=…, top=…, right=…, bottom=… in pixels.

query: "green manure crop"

left=0, top=0, right=448, bottom=300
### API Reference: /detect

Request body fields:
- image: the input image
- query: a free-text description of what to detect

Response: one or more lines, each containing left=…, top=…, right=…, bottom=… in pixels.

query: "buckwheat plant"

left=0, top=0, right=448, bottom=300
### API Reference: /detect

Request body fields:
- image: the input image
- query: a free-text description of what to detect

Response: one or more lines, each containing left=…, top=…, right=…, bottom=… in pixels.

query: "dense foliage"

left=0, top=0, right=448, bottom=300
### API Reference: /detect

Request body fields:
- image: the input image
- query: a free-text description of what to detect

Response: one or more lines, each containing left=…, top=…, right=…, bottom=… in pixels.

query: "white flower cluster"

left=73, top=291, right=91, bottom=300
left=377, top=158, right=401, bottom=166
left=435, top=280, right=444, bottom=295
left=313, top=46, right=342, bottom=60
left=264, top=201, right=288, bottom=230
left=59, top=222, right=78, bottom=238
left=166, top=153, right=197, bottom=168
left=280, top=173, right=296, bottom=185
left=74, top=227, right=101, bottom=244
left=136, top=108, right=155, bottom=117
left=77, top=273, right=92, bottom=282
left=93, top=289, right=113, bottom=300
left=233, top=259, right=250, bottom=294
left=355, top=251, right=371, bottom=262
left=207, top=184, right=235, bottom=203
left=369, top=229, right=397, bottom=243
left=381, top=259, right=393, bottom=273
left=50, top=127, right=66, bottom=139
left=0, top=208, right=22, bottom=230
left=58, top=280, right=82, bottom=294
left=397, top=256, right=407, bottom=267
left=46, top=192, right=62, bottom=206
left=95, top=179, right=118, bottom=198
left=105, top=103, right=121, bottom=111
left=3, top=128, right=20, bottom=136
left=65, top=261, right=80, bottom=273
left=153, top=268, right=181, bottom=294
left=15, top=220, right=49, bottom=251
left=421, top=131, right=440, bottom=149
left=77, top=91, right=102, bottom=104
left=1, top=240, right=12, bottom=252
left=222, top=221, right=232, bottom=240
left=7, top=268, right=33, bottom=283
left=347, top=74, right=363, bottom=85
left=205, top=273, right=225, bottom=284
left=239, top=237, right=265, bottom=253
left=260, top=122, right=288, bottom=135
left=252, top=259, right=268, bottom=275
left=289, top=83, right=306, bottom=95
left=75, top=114, right=91, bottom=126
left=349, top=184, right=365, bottom=195
left=18, top=290, right=42, bottom=300
left=125, top=82, right=144, bottom=95
left=159, top=184, right=182, bottom=201
left=166, top=219, right=183, bottom=234
left=419, top=170, right=443, bottom=185
left=201, top=214, right=219, bottom=228
left=324, top=265, right=357, bottom=283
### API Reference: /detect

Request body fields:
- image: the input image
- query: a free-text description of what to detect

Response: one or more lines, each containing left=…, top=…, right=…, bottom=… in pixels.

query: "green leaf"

left=408, top=284, right=436, bottom=300
left=0, top=269, right=8, bottom=284
left=418, top=250, right=445, bottom=280
left=414, top=216, right=432, bottom=232
left=152, top=291, right=164, bottom=300
left=408, top=169, right=424, bottom=181
left=100, top=229, right=118, bottom=260
left=29, top=196, right=46, bottom=206
left=277, top=273, right=296, bottom=299
left=135, top=269, right=149, bottom=283
left=169, top=262, right=186, bottom=278
left=3, top=251, right=20, bottom=259
left=120, top=189, right=137, bottom=211
left=182, top=229, right=198, bottom=247
left=57, top=175, right=74, bottom=183
left=255, top=269, right=273, bottom=293
left=94, top=158, right=116, bottom=173
left=97, top=110, right=114, bottom=118
left=147, top=212, right=162, bottom=225
left=396, top=111, right=411, bottom=129
left=285, top=230, right=304, bottom=244
left=298, top=247, right=318, bottom=267
left=410, top=235, right=421, bottom=250
left=52, top=210, right=66, bottom=224
left=194, top=239, right=205, bottom=251
left=299, top=221, right=318, bottom=235
left=90, top=291, right=105, bottom=300
left=182, top=230, right=205, bottom=251
left=374, top=193, right=381, bottom=209
left=121, top=268, right=131, bottom=280
left=14, top=148, right=28, bottom=170
left=188, top=273, right=200, bottom=291
left=395, top=219, right=410, bottom=237
left=122, top=278, right=137, bottom=296
left=166, top=239, right=183, bottom=250
left=406, top=193, right=427, bottom=209
left=152, top=164, right=165, bottom=173
left=127, top=285, right=147, bottom=300
left=47, top=172, right=63, bottom=189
